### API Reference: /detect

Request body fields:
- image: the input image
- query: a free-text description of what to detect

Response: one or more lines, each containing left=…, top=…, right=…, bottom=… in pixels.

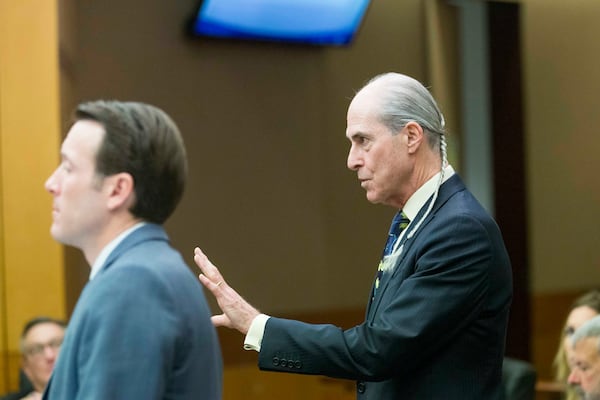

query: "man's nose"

left=347, top=146, right=362, bottom=171
left=45, top=169, right=58, bottom=194
left=568, top=369, right=580, bottom=385
left=43, top=345, right=60, bottom=360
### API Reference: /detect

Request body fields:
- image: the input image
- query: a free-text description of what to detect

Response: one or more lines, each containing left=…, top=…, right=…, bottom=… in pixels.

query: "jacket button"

left=272, top=357, right=279, bottom=366
left=357, top=381, right=366, bottom=394
left=280, top=359, right=287, bottom=367
left=294, top=360, right=302, bottom=369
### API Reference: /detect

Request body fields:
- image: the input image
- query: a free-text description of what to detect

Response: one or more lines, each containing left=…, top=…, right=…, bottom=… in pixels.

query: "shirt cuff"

left=243, top=313, right=270, bottom=352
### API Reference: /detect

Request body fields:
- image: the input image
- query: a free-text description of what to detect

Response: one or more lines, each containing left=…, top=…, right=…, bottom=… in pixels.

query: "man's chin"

left=50, top=227, right=64, bottom=243
left=365, top=191, right=381, bottom=204
left=575, top=387, right=600, bottom=400
left=50, top=228, right=74, bottom=247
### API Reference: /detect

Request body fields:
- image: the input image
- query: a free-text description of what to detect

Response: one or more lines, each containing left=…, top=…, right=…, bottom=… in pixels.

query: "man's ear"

left=404, top=121, right=425, bottom=154
left=105, top=172, right=135, bottom=211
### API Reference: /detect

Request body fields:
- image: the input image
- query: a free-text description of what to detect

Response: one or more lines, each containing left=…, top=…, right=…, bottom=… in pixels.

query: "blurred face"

left=346, top=87, right=411, bottom=209
left=45, top=120, right=108, bottom=251
left=22, top=322, right=65, bottom=392
left=565, top=306, right=599, bottom=351
left=568, top=337, right=600, bottom=400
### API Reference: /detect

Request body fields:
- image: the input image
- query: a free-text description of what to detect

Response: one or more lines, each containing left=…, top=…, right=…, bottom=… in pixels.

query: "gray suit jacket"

left=43, top=224, right=222, bottom=399
left=258, top=175, right=512, bottom=399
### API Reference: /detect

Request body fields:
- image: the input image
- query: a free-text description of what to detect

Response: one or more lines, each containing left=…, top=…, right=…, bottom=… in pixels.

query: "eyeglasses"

left=24, top=337, right=63, bottom=358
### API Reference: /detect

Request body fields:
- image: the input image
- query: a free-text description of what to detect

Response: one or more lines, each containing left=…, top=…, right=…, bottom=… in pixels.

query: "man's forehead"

left=63, top=119, right=105, bottom=148
left=60, top=120, right=105, bottom=164
left=572, top=337, right=600, bottom=363
left=24, top=322, right=64, bottom=343
left=349, top=83, right=384, bottom=114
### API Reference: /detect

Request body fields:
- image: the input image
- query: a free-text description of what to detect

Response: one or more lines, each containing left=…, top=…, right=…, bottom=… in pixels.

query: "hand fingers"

left=198, top=273, right=226, bottom=292
left=194, top=247, right=224, bottom=286
left=194, top=247, right=257, bottom=334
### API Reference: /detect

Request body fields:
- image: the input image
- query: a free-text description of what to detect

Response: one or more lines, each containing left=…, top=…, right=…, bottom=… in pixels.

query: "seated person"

left=567, top=315, right=600, bottom=399
left=502, top=357, right=536, bottom=400
left=554, top=290, right=600, bottom=400
left=1, top=317, right=66, bottom=400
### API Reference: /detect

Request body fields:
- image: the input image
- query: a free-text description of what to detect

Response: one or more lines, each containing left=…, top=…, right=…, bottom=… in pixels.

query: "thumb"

left=211, top=314, right=232, bottom=328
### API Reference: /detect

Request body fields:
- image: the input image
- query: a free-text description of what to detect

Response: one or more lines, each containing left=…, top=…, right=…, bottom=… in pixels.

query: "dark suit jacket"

left=258, top=174, right=512, bottom=399
left=0, top=391, right=31, bottom=400
left=0, top=390, right=33, bottom=400
left=0, top=370, right=35, bottom=400
left=43, top=224, right=222, bottom=399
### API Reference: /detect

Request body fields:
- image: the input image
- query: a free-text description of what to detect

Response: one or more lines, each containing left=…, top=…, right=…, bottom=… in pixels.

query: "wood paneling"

left=0, top=0, right=65, bottom=392
left=223, top=364, right=355, bottom=400
left=0, top=352, right=21, bottom=394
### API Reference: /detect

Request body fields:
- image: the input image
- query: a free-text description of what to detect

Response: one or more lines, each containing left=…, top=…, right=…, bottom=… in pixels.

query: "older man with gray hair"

left=193, top=72, right=512, bottom=400
left=568, top=315, right=600, bottom=399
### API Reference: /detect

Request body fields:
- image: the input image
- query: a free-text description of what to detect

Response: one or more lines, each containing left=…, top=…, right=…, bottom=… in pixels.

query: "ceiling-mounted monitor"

left=188, top=0, right=372, bottom=46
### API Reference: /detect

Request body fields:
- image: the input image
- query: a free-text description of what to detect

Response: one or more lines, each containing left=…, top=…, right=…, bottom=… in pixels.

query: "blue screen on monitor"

left=189, top=0, right=371, bottom=46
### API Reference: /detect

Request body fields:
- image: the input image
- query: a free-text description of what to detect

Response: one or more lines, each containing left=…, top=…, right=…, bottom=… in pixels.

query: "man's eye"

left=565, top=326, right=575, bottom=336
left=61, top=162, right=72, bottom=172
left=575, top=363, right=589, bottom=372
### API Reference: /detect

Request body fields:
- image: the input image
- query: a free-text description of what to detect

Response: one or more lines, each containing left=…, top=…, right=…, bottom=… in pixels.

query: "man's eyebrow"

left=60, top=150, right=73, bottom=162
left=349, top=131, right=368, bottom=140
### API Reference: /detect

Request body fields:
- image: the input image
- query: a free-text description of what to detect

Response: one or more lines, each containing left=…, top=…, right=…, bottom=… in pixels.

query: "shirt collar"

left=402, top=164, right=455, bottom=222
left=89, top=222, right=146, bottom=280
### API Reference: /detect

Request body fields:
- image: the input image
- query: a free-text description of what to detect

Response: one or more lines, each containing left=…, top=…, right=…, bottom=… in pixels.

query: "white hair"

left=571, top=315, right=600, bottom=352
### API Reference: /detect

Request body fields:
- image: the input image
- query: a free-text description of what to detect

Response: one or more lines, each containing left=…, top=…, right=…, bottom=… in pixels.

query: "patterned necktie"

left=372, top=211, right=410, bottom=301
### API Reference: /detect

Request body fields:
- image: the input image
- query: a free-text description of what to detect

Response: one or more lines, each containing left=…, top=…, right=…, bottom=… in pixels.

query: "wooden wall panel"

left=0, top=0, right=65, bottom=393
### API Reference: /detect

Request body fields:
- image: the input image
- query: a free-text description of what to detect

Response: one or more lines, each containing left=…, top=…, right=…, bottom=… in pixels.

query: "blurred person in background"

left=567, top=315, right=600, bottom=399
left=0, top=317, right=65, bottom=400
left=554, top=290, right=600, bottom=400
